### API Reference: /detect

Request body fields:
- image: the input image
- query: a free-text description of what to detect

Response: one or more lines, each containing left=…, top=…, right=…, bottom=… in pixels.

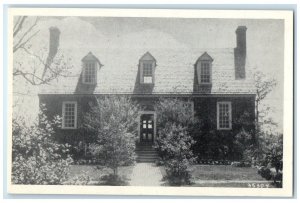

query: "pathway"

left=129, top=163, right=164, bottom=186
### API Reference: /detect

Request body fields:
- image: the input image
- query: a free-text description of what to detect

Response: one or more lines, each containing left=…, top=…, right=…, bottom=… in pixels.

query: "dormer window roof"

left=81, top=52, right=102, bottom=85
left=139, top=52, right=156, bottom=84
left=195, top=52, right=213, bottom=85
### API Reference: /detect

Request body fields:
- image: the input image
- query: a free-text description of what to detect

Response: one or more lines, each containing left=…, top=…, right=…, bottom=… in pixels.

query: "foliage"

left=252, top=133, right=283, bottom=187
left=233, top=128, right=255, bottom=163
left=154, top=98, right=196, bottom=185
left=12, top=105, right=73, bottom=185
left=66, top=171, right=92, bottom=185
left=82, top=95, right=140, bottom=176
left=256, top=133, right=283, bottom=170
left=158, top=124, right=196, bottom=185
left=254, top=71, right=277, bottom=133
left=155, top=98, right=195, bottom=129
left=100, top=174, right=128, bottom=186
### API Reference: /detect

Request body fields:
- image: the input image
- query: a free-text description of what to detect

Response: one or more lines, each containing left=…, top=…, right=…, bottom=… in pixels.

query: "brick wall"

left=39, top=94, right=255, bottom=160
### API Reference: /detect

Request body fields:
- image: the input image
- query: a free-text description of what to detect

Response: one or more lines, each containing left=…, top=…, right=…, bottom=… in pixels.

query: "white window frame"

left=197, top=61, right=212, bottom=84
left=83, top=62, right=97, bottom=84
left=140, top=60, right=155, bottom=84
left=62, top=101, right=78, bottom=129
left=217, top=101, right=232, bottom=130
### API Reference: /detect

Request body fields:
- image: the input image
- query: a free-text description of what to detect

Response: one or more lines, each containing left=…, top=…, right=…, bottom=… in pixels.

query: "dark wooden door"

left=140, top=114, right=154, bottom=144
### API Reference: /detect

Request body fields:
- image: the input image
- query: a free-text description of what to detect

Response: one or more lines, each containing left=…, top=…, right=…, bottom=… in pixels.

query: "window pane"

left=84, top=63, right=96, bottom=83
left=143, top=63, right=152, bottom=76
left=218, top=103, right=231, bottom=129
left=200, top=62, right=210, bottom=83
left=64, top=103, right=76, bottom=128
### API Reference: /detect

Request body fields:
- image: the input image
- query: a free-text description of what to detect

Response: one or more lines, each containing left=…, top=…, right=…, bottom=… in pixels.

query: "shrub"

left=66, top=171, right=92, bottom=185
left=256, top=133, right=283, bottom=187
left=83, top=95, right=139, bottom=177
left=100, top=174, right=128, bottom=186
left=12, top=106, right=73, bottom=185
left=156, top=124, right=196, bottom=185
left=154, top=98, right=196, bottom=185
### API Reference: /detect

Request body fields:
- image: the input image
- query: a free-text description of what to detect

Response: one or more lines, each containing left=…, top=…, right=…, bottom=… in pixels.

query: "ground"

left=67, top=164, right=273, bottom=187
left=190, top=165, right=265, bottom=181
left=190, top=165, right=274, bottom=188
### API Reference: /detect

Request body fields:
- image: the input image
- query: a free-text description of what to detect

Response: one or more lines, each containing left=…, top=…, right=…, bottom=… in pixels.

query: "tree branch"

left=13, top=16, right=27, bottom=37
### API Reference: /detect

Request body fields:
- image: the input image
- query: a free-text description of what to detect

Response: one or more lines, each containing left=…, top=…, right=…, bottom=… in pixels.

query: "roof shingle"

left=39, top=48, right=255, bottom=95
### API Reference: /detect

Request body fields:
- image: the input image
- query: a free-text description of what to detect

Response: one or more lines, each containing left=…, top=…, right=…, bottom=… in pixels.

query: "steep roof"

left=139, top=52, right=156, bottom=62
left=39, top=48, right=255, bottom=95
left=81, top=52, right=103, bottom=66
left=196, top=52, right=214, bottom=63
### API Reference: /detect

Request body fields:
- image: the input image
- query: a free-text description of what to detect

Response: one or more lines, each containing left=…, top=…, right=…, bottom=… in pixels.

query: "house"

left=39, top=26, right=256, bottom=161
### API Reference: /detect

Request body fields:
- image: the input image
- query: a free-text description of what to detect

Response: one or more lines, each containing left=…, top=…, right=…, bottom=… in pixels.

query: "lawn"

left=189, top=165, right=274, bottom=188
left=191, top=165, right=265, bottom=181
left=66, top=165, right=134, bottom=186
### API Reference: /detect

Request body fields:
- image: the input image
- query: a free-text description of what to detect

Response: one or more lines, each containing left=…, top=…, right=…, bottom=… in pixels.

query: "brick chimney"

left=234, top=26, right=247, bottom=79
left=42, top=27, right=60, bottom=79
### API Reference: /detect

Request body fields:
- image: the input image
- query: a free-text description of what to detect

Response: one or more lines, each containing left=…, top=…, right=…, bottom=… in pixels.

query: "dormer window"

left=84, top=62, right=96, bottom=84
left=143, top=62, right=153, bottom=83
left=200, top=62, right=211, bottom=83
left=139, top=52, right=156, bottom=84
left=196, top=52, right=213, bottom=85
left=81, top=52, right=102, bottom=85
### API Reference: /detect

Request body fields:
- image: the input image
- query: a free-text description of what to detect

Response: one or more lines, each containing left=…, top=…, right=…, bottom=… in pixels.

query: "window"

left=62, top=101, right=77, bottom=129
left=217, top=102, right=232, bottom=130
left=83, top=62, right=96, bottom=84
left=196, top=52, right=213, bottom=85
left=143, top=63, right=153, bottom=83
left=139, top=52, right=156, bottom=84
left=200, top=62, right=210, bottom=83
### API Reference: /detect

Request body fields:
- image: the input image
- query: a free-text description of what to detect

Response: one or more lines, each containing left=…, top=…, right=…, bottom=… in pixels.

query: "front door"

left=140, top=114, right=154, bottom=144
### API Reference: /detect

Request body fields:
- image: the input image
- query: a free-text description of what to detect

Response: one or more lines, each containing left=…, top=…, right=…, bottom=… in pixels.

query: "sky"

left=13, top=16, right=284, bottom=133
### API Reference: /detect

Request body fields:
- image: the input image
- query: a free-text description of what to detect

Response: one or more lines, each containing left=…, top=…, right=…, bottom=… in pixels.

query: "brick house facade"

left=39, top=26, right=256, bottom=161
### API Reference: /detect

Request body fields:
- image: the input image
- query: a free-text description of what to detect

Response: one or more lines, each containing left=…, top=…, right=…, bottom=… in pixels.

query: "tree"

left=253, top=71, right=283, bottom=187
left=12, top=17, right=74, bottom=185
left=12, top=105, right=73, bottom=184
left=254, top=71, right=277, bottom=131
left=82, top=95, right=140, bottom=178
left=13, top=16, right=71, bottom=86
left=154, top=98, right=196, bottom=185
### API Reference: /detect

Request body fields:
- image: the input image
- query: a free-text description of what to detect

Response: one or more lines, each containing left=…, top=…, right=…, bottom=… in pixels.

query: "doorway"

left=140, top=113, right=155, bottom=144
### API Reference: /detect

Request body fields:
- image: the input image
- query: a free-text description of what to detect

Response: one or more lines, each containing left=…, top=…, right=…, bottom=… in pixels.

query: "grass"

left=190, top=165, right=265, bottom=181
left=66, top=164, right=270, bottom=187
left=67, top=165, right=134, bottom=186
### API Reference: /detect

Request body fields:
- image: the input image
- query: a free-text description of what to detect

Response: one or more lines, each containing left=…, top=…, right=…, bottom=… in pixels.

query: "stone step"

left=137, top=156, right=159, bottom=159
left=136, top=152, right=157, bottom=156
left=137, top=158, right=157, bottom=163
left=136, top=146, right=158, bottom=163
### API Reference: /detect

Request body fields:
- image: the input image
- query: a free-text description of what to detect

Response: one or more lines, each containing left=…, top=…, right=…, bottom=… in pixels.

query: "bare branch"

left=13, top=69, right=50, bottom=85
left=13, top=16, right=27, bottom=37
left=14, top=30, right=40, bottom=53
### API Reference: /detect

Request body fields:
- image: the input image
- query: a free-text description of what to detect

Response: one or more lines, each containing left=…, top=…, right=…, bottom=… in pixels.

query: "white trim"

left=197, top=60, right=212, bottom=85
left=217, top=101, right=232, bottom=130
left=62, top=101, right=78, bottom=129
left=82, top=62, right=97, bottom=85
left=140, top=60, right=156, bottom=84
left=137, top=111, right=157, bottom=143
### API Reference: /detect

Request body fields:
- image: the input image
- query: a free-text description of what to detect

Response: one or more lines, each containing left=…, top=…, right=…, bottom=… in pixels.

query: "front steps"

left=136, top=144, right=159, bottom=163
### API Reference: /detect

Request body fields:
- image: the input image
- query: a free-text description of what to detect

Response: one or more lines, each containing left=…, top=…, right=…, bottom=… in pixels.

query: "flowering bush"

left=155, top=98, right=196, bottom=185
left=157, top=124, right=196, bottom=185
left=256, top=133, right=283, bottom=187
left=83, top=95, right=139, bottom=178
left=12, top=106, right=73, bottom=185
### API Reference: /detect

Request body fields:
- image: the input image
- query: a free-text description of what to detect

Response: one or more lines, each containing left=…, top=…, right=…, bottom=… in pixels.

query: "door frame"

left=138, top=111, right=157, bottom=143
